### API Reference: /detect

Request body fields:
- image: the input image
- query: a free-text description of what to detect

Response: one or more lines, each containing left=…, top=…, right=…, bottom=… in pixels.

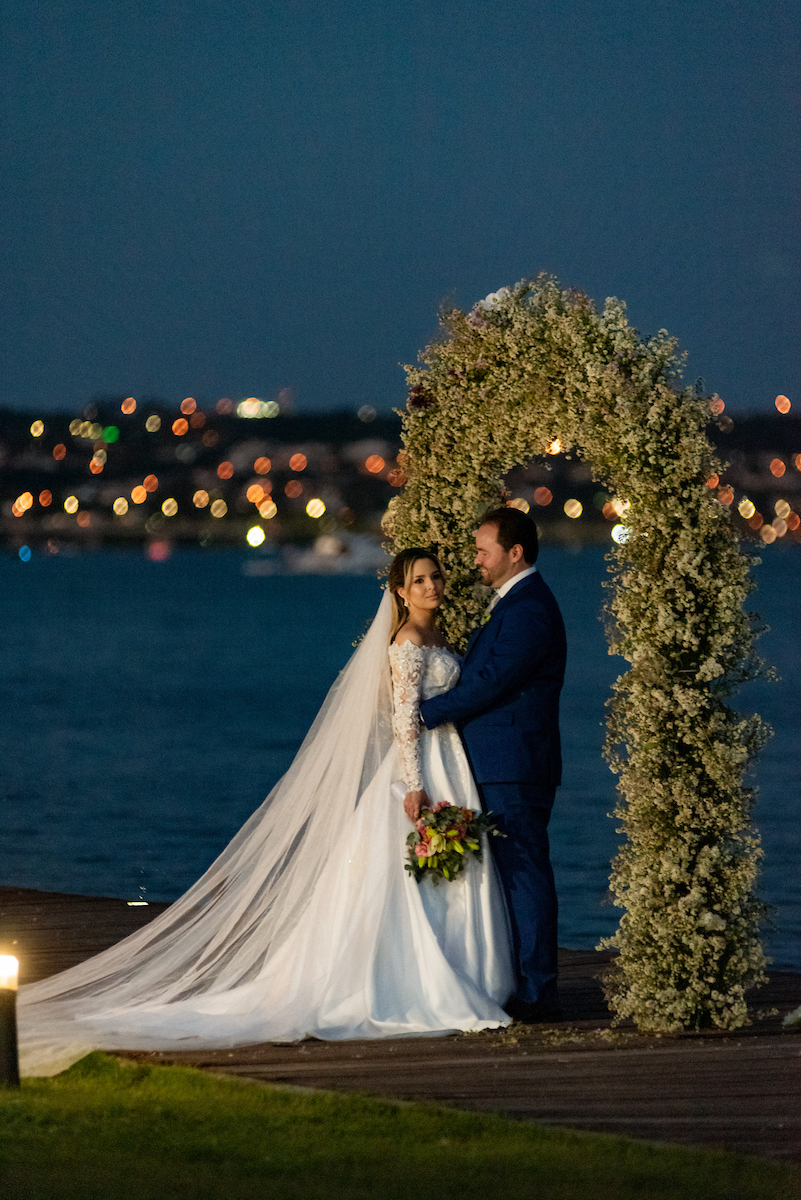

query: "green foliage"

left=0, top=1054, right=797, bottom=1200
left=384, top=275, right=769, bottom=1032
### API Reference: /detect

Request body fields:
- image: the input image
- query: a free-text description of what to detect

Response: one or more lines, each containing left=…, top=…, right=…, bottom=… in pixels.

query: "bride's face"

left=398, top=558, right=445, bottom=615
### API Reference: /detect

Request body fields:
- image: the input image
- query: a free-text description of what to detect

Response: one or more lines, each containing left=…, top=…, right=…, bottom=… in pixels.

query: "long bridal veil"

left=19, top=591, right=396, bottom=1075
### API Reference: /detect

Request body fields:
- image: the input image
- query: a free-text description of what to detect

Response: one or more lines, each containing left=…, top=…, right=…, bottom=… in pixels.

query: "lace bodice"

left=388, top=642, right=460, bottom=791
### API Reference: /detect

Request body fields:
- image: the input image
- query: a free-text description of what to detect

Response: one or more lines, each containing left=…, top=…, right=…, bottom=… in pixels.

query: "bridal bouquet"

left=405, top=802, right=502, bottom=885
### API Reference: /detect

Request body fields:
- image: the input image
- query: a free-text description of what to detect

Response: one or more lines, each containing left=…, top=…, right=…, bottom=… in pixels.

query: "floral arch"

left=383, top=275, right=768, bottom=1033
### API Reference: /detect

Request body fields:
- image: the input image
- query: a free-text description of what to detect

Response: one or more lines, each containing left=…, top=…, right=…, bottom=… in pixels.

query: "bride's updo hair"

left=388, top=547, right=445, bottom=643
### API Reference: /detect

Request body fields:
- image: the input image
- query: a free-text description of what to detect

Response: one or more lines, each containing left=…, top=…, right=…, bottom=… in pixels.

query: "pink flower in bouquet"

left=414, top=842, right=431, bottom=857
left=432, top=801, right=450, bottom=813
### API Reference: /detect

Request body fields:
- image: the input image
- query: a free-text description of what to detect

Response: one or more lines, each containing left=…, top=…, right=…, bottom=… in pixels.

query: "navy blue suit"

left=420, top=570, right=566, bottom=1006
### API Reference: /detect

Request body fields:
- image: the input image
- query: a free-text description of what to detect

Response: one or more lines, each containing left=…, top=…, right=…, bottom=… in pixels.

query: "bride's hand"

left=404, top=790, right=429, bottom=822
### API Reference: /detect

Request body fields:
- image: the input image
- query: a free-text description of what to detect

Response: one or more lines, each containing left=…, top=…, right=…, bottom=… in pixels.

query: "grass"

left=0, top=1053, right=798, bottom=1200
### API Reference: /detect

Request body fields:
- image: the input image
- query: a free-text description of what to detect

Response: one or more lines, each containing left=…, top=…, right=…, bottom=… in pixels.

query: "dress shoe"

left=504, top=998, right=563, bottom=1024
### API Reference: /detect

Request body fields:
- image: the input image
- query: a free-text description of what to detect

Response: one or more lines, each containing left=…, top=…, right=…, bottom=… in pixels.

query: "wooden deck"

left=3, top=886, right=800, bottom=1161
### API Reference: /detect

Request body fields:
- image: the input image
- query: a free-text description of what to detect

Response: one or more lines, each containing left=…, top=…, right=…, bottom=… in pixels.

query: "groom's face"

left=474, top=523, right=522, bottom=589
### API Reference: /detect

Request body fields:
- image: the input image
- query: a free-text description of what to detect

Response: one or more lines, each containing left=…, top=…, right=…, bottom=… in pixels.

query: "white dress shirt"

left=487, top=564, right=538, bottom=611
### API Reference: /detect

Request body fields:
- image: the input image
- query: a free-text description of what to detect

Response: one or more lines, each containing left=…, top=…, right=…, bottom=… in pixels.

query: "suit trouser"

left=477, top=782, right=558, bottom=1007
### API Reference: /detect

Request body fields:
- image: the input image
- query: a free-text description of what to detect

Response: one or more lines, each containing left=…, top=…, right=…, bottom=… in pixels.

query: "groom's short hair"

left=480, top=507, right=539, bottom=564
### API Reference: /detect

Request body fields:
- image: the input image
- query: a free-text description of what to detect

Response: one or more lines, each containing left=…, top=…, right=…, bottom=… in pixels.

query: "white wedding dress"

left=18, top=593, right=513, bottom=1076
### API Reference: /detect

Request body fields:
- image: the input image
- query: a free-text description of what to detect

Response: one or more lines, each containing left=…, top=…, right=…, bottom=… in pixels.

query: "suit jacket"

left=420, top=571, right=566, bottom=786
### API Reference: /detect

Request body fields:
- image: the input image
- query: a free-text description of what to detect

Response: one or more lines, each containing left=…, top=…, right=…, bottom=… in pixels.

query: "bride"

left=19, top=548, right=514, bottom=1076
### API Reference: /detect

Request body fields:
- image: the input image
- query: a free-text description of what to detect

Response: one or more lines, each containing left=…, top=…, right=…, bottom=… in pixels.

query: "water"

left=1, top=545, right=799, bottom=967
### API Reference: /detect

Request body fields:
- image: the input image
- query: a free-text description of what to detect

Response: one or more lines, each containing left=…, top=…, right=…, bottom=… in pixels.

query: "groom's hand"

left=404, top=790, right=429, bottom=821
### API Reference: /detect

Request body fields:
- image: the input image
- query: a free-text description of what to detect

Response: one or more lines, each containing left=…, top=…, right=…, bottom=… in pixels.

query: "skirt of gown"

left=19, top=722, right=514, bottom=1075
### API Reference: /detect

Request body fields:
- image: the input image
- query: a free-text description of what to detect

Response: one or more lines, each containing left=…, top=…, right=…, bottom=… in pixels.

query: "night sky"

left=1, top=0, right=798, bottom=415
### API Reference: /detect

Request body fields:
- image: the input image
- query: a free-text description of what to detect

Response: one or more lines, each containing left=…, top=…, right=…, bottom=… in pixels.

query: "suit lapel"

left=463, top=573, right=540, bottom=663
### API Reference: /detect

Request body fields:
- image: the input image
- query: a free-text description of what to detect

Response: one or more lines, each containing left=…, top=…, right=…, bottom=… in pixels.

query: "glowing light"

left=760, top=525, right=777, bottom=544
left=254, top=456, right=271, bottom=474
left=289, top=453, right=307, bottom=472
left=39, top=490, right=52, bottom=507
left=161, top=498, right=178, bottom=516
left=534, top=487, right=553, bottom=506
left=769, top=459, right=786, bottom=478
left=358, top=405, right=377, bottom=422
left=611, top=524, right=629, bottom=544
left=508, top=497, right=530, bottom=513
left=189, top=411, right=205, bottom=428
left=64, top=496, right=79, bottom=514
left=0, top=956, right=19, bottom=989
left=139, top=475, right=156, bottom=494
left=146, top=541, right=171, bottom=561
left=705, top=474, right=719, bottom=489
left=76, top=512, right=91, bottom=527
left=216, top=398, right=234, bottom=414
left=775, top=395, right=791, bottom=414
left=89, top=458, right=104, bottom=475
left=547, top=438, right=562, bottom=455
left=772, top=517, right=788, bottom=537
left=30, top=420, right=44, bottom=437
left=602, top=502, right=617, bottom=520
left=53, top=444, right=66, bottom=461
left=795, top=454, right=801, bottom=472
left=563, top=499, right=583, bottom=519
left=306, top=498, right=326, bottom=518
left=717, top=485, right=735, bottom=506
left=285, top=480, right=303, bottom=498
left=748, top=513, right=764, bottom=530
left=193, top=490, right=210, bottom=508
left=236, top=397, right=280, bottom=419
left=709, top=397, right=725, bottom=416
left=217, top=461, right=234, bottom=480
left=145, top=415, right=162, bottom=432
left=131, top=486, right=147, bottom=504
left=774, top=499, right=791, bottom=519
left=93, top=448, right=108, bottom=464
left=102, top=426, right=119, bottom=445
left=387, top=468, right=407, bottom=487
left=365, top=455, right=385, bottom=473
left=11, top=503, right=23, bottom=517
left=246, top=484, right=265, bottom=504
left=786, top=512, right=800, bottom=531
left=69, top=419, right=82, bottom=435
left=113, top=497, right=129, bottom=515
left=121, top=397, right=137, bottom=414
left=246, top=525, right=266, bottom=546
left=180, top=397, right=197, bottom=415
left=89, top=423, right=102, bottom=439
left=15, top=492, right=34, bottom=512
left=172, top=418, right=189, bottom=436
left=210, top=499, right=228, bottom=518
left=738, top=498, right=756, bottom=519
left=258, top=499, right=278, bottom=519
left=18, top=546, right=31, bottom=562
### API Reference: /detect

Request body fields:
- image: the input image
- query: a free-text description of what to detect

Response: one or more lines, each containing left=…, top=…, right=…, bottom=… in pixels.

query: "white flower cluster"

left=384, top=274, right=769, bottom=1033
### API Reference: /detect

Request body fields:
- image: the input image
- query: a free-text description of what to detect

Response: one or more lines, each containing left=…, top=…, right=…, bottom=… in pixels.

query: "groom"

left=420, top=507, right=566, bottom=1022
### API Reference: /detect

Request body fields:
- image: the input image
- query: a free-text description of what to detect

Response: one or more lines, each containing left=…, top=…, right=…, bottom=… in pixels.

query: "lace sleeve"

left=388, top=642, right=425, bottom=792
